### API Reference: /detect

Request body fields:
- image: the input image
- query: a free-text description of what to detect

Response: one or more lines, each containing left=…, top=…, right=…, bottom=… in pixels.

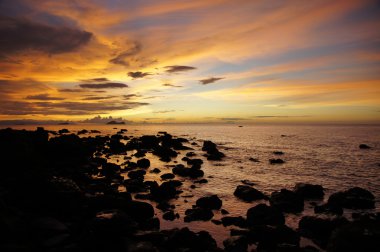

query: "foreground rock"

left=202, top=140, right=225, bottom=160
left=246, top=204, right=285, bottom=226
left=196, top=195, right=222, bottom=210
left=270, top=189, right=304, bottom=213
left=294, top=183, right=324, bottom=199
left=327, top=187, right=375, bottom=209
left=234, top=185, right=268, bottom=202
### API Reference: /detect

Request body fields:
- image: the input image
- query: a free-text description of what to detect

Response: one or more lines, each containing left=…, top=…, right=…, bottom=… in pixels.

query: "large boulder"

left=294, top=183, right=324, bottom=199
left=327, top=187, right=375, bottom=209
left=270, top=189, right=304, bottom=213
left=184, top=208, right=214, bottom=222
left=246, top=203, right=285, bottom=226
left=234, top=185, right=268, bottom=202
left=196, top=195, right=222, bottom=210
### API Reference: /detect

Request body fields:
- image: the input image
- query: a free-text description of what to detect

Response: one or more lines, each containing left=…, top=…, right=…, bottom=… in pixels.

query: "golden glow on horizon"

left=0, top=0, right=379, bottom=123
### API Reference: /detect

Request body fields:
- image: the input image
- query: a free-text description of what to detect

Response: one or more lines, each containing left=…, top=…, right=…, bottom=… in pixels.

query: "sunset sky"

left=1, top=0, right=379, bottom=123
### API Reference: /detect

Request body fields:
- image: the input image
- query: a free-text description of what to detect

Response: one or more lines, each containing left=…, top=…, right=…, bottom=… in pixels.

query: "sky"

left=0, top=0, right=380, bottom=124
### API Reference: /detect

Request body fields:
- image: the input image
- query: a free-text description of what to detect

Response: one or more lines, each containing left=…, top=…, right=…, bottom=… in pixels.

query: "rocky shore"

left=0, top=127, right=378, bottom=251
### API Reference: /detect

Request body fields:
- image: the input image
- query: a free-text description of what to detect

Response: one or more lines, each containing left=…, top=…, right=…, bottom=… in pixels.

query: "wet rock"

left=122, top=200, right=155, bottom=222
left=163, top=211, right=176, bottom=221
left=152, top=146, right=177, bottom=162
left=184, top=208, right=214, bottom=222
left=294, top=183, right=324, bottom=199
left=359, top=144, right=371, bottom=149
left=58, top=129, right=69, bottom=134
left=221, top=209, right=229, bottom=215
left=137, top=158, right=151, bottom=169
left=211, top=219, right=222, bottom=225
left=298, top=216, right=349, bottom=248
left=327, top=219, right=380, bottom=252
left=202, top=140, right=225, bottom=160
left=134, top=150, right=147, bottom=157
left=327, top=187, right=375, bottom=209
left=150, top=180, right=182, bottom=202
left=249, top=157, right=260, bottom=162
left=78, top=129, right=88, bottom=135
left=151, top=168, right=161, bottom=173
left=90, top=130, right=101, bottom=133
left=194, top=179, right=208, bottom=184
left=269, top=158, right=285, bottom=164
left=234, top=185, right=268, bottom=202
left=164, top=228, right=217, bottom=252
left=108, top=138, right=126, bottom=153
left=246, top=203, right=285, bottom=226
left=172, top=165, right=204, bottom=178
left=186, top=152, right=196, bottom=157
left=223, top=236, right=248, bottom=252
left=221, top=216, right=247, bottom=228
left=196, top=195, right=222, bottom=210
left=140, top=135, right=159, bottom=149
left=160, top=173, right=175, bottom=180
left=123, top=179, right=148, bottom=193
left=101, top=162, right=121, bottom=176
left=273, top=151, right=284, bottom=155
left=314, top=203, right=343, bottom=215
left=128, top=170, right=146, bottom=180
left=270, top=189, right=304, bottom=213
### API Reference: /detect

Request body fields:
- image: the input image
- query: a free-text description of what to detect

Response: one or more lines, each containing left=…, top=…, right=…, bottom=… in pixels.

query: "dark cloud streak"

left=199, top=77, right=224, bottom=85
left=79, top=82, right=128, bottom=89
left=165, top=65, right=196, bottom=73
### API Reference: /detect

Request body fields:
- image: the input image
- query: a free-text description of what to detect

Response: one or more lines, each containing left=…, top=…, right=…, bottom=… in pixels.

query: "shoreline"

left=0, top=127, right=378, bottom=251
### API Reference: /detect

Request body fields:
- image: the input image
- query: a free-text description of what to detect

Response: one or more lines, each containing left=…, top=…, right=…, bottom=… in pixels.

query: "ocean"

left=3, top=123, right=380, bottom=246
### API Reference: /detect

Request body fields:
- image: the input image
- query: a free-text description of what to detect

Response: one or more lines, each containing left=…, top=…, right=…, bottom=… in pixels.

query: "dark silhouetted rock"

left=234, top=185, right=268, bottom=202
left=164, top=228, right=217, bottom=252
left=150, top=180, right=182, bottom=202
left=202, top=140, right=225, bottom=160
left=314, top=203, right=343, bottom=215
left=299, top=216, right=349, bottom=248
left=359, top=144, right=371, bottom=149
left=128, top=170, right=146, bottom=180
left=160, top=173, right=175, bottom=180
left=223, top=236, right=248, bottom=252
left=196, top=195, right=222, bottom=210
left=58, top=129, right=69, bottom=134
left=249, top=157, right=260, bottom=162
left=106, top=121, right=125, bottom=125
left=327, top=187, right=375, bottom=209
left=294, top=183, right=324, bottom=199
left=327, top=219, right=380, bottom=252
left=246, top=203, right=285, bottom=226
left=163, top=211, right=176, bottom=221
left=270, top=189, right=304, bottom=213
left=78, top=129, right=88, bottom=135
left=151, top=168, right=161, bottom=173
left=184, top=208, right=214, bottom=222
left=273, top=151, right=284, bottom=155
left=221, top=216, right=247, bottom=228
left=122, top=200, right=155, bottom=222
left=269, top=158, right=285, bottom=164
left=137, top=158, right=150, bottom=169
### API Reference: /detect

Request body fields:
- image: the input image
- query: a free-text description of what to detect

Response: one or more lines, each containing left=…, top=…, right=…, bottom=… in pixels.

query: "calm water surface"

left=4, top=124, right=380, bottom=247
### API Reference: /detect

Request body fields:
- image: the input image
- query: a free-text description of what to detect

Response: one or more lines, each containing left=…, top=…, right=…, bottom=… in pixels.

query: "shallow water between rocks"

left=4, top=123, right=380, bottom=248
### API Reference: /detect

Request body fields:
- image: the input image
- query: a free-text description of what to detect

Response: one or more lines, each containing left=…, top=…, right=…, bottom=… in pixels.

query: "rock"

left=196, top=195, right=222, bottom=210
left=211, top=219, right=222, bottom=225
left=327, top=219, right=380, bottom=252
left=78, top=129, right=88, bottom=135
left=140, top=135, right=159, bottom=149
left=249, top=157, right=260, bottom=162
left=273, top=151, right=284, bottom=155
left=221, top=209, right=229, bottom=215
left=150, top=180, right=182, bottom=202
left=128, top=241, right=158, bottom=252
left=186, top=152, right=196, bottom=157
left=151, top=168, right=161, bottom=173
left=194, top=179, right=208, bottom=184
left=270, top=189, right=304, bottom=213
left=221, top=216, right=247, bottom=228
left=269, top=158, right=285, bottom=164
left=58, top=129, right=70, bottom=134
left=137, top=158, right=150, bottom=169
left=246, top=203, right=285, bottom=226
left=234, top=185, right=268, bottom=202
left=359, top=144, right=371, bottom=149
left=327, top=187, right=375, bottom=209
left=172, top=165, right=204, bottom=178
left=314, top=203, right=343, bottom=215
left=101, top=162, right=121, bottom=177
left=184, top=208, right=214, bottom=222
left=128, top=170, right=146, bottom=180
left=202, top=140, right=225, bottom=160
left=164, top=228, right=217, bottom=252
left=92, top=209, right=138, bottom=235
left=298, top=216, right=349, bottom=248
left=223, top=236, right=248, bottom=252
left=122, top=200, right=155, bottom=222
left=294, top=183, right=324, bottom=199
left=163, top=211, right=176, bottom=221
left=241, top=180, right=256, bottom=186
left=160, top=173, right=175, bottom=180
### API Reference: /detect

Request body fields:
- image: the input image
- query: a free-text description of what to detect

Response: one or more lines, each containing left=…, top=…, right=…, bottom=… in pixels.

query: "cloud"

left=79, top=82, right=128, bottom=89
left=81, top=115, right=132, bottom=124
left=81, top=95, right=117, bottom=100
left=25, top=93, right=65, bottom=101
left=109, top=42, right=141, bottom=66
left=124, top=94, right=142, bottom=99
left=80, top=77, right=109, bottom=82
left=163, top=83, right=183, bottom=88
left=253, top=115, right=311, bottom=118
left=219, top=117, right=247, bottom=121
left=153, top=110, right=176, bottom=114
left=128, top=71, right=151, bottom=79
left=0, top=15, right=92, bottom=55
left=59, top=88, right=85, bottom=92
left=199, top=77, right=224, bottom=85
left=165, top=65, right=196, bottom=73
